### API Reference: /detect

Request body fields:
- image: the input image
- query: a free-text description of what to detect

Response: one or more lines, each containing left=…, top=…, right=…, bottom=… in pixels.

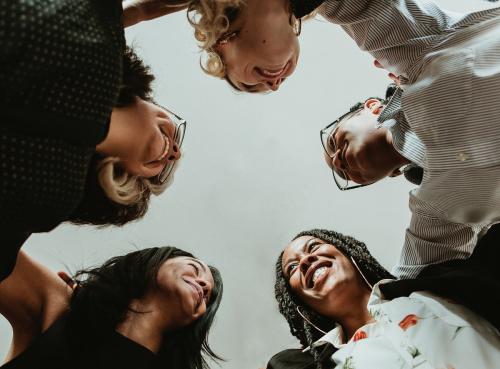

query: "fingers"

left=57, top=271, right=77, bottom=290
left=373, top=59, right=401, bottom=86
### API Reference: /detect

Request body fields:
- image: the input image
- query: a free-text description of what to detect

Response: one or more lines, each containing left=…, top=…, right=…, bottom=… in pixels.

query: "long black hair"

left=68, top=246, right=223, bottom=369
left=274, top=229, right=392, bottom=368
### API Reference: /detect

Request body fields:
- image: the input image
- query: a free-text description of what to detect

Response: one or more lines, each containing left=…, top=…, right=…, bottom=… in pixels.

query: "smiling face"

left=215, top=0, right=300, bottom=92
left=153, top=256, right=215, bottom=329
left=281, top=236, right=369, bottom=319
left=96, top=97, right=181, bottom=179
left=325, top=99, right=410, bottom=185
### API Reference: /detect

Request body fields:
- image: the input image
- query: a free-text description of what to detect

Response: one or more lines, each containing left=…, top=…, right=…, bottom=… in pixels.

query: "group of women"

left=1, top=0, right=499, bottom=368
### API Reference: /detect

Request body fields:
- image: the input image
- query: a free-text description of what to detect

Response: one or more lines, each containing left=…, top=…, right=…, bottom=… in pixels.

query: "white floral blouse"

left=311, top=280, right=500, bottom=369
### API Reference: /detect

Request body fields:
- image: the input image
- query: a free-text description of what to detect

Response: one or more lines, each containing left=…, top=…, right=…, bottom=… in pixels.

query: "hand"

left=373, top=59, right=401, bottom=86
left=57, top=271, right=78, bottom=291
left=122, top=0, right=190, bottom=27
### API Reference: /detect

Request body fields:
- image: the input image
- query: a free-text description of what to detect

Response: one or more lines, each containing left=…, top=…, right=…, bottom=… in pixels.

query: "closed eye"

left=190, top=263, right=199, bottom=275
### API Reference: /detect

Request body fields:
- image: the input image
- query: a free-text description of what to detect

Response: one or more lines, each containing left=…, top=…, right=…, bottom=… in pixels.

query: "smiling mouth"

left=148, top=131, right=170, bottom=165
left=257, top=61, right=290, bottom=80
left=305, top=261, right=332, bottom=289
left=186, top=280, right=203, bottom=308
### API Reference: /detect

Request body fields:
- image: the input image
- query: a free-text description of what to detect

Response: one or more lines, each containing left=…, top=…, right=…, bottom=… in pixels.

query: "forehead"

left=337, top=108, right=364, bottom=128
left=282, top=236, right=320, bottom=264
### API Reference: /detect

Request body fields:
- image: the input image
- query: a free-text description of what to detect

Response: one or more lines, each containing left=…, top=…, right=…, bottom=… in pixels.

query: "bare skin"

left=122, top=0, right=189, bottom=27
left=282, top=236, right=373, bottom=340
left=96, top=97, right=181, bottom=178
left=0, top=252, right=213, bottom=362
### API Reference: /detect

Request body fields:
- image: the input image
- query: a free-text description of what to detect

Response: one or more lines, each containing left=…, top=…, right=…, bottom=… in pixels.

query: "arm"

left=0, top=251, right=71, bottom=361
left=122, top=0, right=189, bottom=27
left=392, top=192, right=483, bottom=279
left=319, top=0, right=457, bottom=79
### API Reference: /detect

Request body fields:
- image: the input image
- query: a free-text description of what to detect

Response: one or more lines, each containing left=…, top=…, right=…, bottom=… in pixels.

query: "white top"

left=319, top=0, right=500, bottom=278
left=311, top=280, right=500, bottom=369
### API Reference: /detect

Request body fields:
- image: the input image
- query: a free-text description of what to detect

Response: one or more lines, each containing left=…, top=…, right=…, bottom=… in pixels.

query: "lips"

left=154, top=131, right=170, bottom=162
left=305, top=261, right=331, bottom=289
left=186, top=280, right=203, bottom=307
left=256, top=60, right=290, bottom=80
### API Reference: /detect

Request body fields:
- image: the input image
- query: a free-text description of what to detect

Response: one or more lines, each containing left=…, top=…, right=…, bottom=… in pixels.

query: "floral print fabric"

left=313, top=280, right=500, bottom=369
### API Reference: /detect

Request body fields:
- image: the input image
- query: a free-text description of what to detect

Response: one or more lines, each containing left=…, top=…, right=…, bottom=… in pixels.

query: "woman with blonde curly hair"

left=188, top=0, right=304, bottom=92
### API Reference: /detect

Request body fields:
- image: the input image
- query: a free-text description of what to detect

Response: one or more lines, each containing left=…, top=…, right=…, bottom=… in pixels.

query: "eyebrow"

left=282, top=238, right=318, bottom=274
left=187, top=257, right=208, bottom=274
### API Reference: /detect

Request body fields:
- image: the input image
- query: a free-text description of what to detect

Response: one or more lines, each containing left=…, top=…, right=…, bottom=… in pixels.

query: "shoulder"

left=0, top=251, right=72, bottom=360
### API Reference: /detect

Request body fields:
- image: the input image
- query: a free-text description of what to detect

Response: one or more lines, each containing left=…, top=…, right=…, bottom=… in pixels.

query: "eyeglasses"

left=320, top=109, right=368, bottom=191
left=156, top=105, right=187, bottom=184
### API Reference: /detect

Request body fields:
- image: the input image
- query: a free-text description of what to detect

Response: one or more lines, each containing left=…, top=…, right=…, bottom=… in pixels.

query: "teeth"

left=261, top=68, right=284, bottom=77
left=312, top=267, right=327, bottom=284
left=156, top=132, right=170, bottom=162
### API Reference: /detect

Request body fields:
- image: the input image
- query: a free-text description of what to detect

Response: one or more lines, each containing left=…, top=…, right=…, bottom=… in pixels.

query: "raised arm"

left=122, top=0, right=189, bottom=27
left=0, top=251, right=71, bottom=362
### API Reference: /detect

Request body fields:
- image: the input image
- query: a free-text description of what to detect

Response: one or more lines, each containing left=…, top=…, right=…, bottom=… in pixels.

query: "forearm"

left=319, top=0, right=455, bottom=77
left=122, top=0, right=189, bottom=27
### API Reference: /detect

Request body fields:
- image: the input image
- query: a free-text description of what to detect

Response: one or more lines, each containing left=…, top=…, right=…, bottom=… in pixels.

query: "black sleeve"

left=380, top=223, right=500, bottom=330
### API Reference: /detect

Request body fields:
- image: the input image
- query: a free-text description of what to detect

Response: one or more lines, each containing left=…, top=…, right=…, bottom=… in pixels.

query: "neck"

left=385, top=129, right=411, bottom=169
left=115, top=299, right=167, bottom=354
left=338, top=289, right=373, bottom=341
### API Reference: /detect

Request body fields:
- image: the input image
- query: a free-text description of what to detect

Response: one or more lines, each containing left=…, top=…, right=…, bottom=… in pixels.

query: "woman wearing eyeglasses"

left=0, top=44, right=185, bottom=282
left=0, top=246, right=222, bottom=369
left=272, top=229, right=500, bottom=369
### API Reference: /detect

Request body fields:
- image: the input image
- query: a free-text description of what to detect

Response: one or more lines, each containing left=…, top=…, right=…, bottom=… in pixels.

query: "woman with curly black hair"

left=0, top=246, right=223, bottom=369
left=273, top=229, right=500, bottom=369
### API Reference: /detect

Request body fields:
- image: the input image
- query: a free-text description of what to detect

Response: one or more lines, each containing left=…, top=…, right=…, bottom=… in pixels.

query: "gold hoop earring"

left=350, top=256, right=373, bottom=290
left=289, top=14, right=302, bottom=36
left=296, top=306, right=327, bottom=335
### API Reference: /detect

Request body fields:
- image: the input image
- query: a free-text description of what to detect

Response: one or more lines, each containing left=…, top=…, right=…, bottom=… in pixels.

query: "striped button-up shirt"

left=319, top=0, right=500, bottom=278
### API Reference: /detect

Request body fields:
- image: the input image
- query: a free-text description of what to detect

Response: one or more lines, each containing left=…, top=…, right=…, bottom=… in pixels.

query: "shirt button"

left=457, top=152, right=469, bottom=162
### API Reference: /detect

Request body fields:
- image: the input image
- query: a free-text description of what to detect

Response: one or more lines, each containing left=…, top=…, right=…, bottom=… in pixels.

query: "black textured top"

left=0, top=0, right=125, bottom=280
left=0, top=314, right=157, bottom=369
left=290, top=0, right=325, bottom=18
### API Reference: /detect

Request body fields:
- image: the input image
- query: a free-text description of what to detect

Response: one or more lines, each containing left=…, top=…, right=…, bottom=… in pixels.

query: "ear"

left=364, top=98, right=383, bottom=115
left=389, top=168, right=403, bottom=177
left=373, top=59, right=384, bottom=69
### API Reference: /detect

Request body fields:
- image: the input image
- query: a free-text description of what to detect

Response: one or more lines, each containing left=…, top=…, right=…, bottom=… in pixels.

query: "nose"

left=167, top=141, right=181, bottom=162
left=266, top=78, right=282, bottom=91
left=332, top=150, right=346, bottom=171
left=196, top=278, right=211, bottom=300
left=299, top=254, right=318, bottom=275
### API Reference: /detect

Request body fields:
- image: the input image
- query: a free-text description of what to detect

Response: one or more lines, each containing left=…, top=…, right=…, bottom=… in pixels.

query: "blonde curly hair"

left=187, top=0, right=315, bottom=80
left=188, top=0, right=243, bottom=78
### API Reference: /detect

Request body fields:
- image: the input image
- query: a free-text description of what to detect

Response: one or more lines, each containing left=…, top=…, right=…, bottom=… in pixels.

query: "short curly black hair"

left=275, top=229, right=393, bottom=368
left=68, top=47, right=156, bottom=226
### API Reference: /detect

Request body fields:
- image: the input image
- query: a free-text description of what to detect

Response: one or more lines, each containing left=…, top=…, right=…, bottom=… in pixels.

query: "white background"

left=0, top=1, right=497, bottom=368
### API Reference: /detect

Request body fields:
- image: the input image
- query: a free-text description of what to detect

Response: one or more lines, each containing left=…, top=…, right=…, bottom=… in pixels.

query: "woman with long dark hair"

left=273, top=229, right=500, bottom=369
left=0, top=246, right=223, bottom=369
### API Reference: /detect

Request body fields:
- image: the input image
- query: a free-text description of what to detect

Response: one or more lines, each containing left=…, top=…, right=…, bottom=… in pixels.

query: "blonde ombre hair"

left=188, top=0, right=244, bottom=78
left=96, top=157, right=173, bottom=206
left=69, top=47, right=178, bottom=226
